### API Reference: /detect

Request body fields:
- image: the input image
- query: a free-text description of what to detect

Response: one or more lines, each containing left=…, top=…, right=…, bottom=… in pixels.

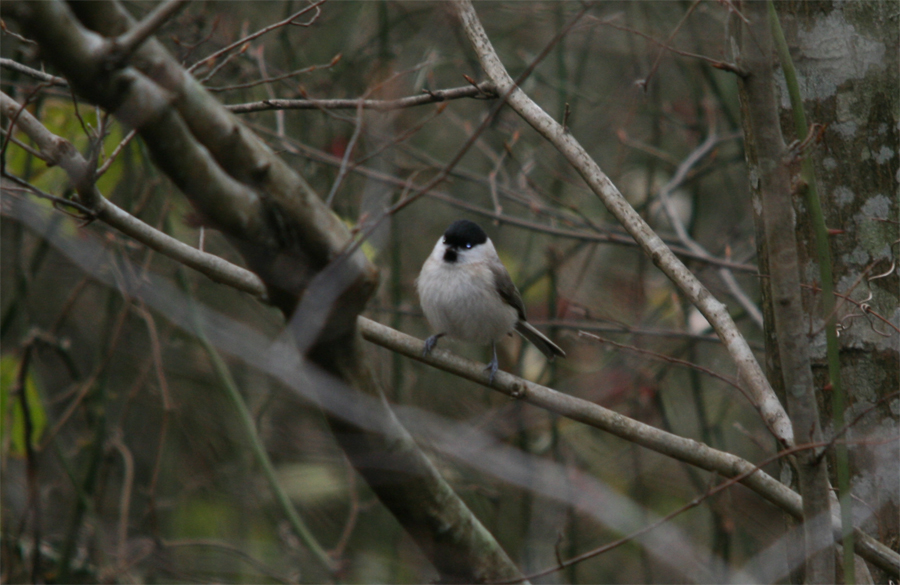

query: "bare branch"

left=587, top=14, right=747, bottom=79
left=108, top=0, right=189, bottom=65
left=254, top=122, right=760, bottom=273
left=577, top=330, right=749, bottom=398
left=356, top=316, right=898, bottom=577
left=1, top=175, right=95, bottom=218
left=186, top=0, right=327, bottom=74
left=206, top=54, right=341, bottom=93
left=95, top=129, right=137, bottom=179
left=453, top=0, right=794, bottom=447
left=226, top=81, right=498, bottom=112
left=325, top=100, right=364, bottom=207
left=0, top=57, right=68, bottom=86
left=9, top=2, right=527, bottom=581
left=1, top=90, right=267, bottom=297
left=652, top=109, right=765, bottom=328
left=4, top=188, right=897, bottom=578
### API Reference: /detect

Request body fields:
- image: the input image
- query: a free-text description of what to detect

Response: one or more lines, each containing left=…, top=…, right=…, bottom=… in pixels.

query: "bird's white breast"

left=416, top=242, right=518, bottom=345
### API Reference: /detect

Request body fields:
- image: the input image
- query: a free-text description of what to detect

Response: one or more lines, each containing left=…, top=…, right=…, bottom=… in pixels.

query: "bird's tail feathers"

left=514, top=321, right=565, bottom=359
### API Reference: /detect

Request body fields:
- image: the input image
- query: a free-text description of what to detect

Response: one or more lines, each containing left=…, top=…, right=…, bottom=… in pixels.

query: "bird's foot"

left=483, top=358, right=499, bottom=384
left=484, top=342, right=499, bottom=384
left=423, top=333, right=444, bottom=357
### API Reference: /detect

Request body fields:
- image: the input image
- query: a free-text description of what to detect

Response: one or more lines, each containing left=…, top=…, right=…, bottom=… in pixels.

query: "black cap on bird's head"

left=443, top=219, right=487, bottom=250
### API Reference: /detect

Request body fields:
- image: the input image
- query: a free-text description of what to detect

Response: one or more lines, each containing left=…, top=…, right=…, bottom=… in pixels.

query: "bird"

left=416, top=219, right=565, bottom=382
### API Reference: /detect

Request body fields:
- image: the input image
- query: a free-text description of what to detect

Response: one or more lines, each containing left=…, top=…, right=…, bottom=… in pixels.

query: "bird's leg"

left=484, top=341, right=499, bottom=383
left=422, top=333, right=445, bottom=357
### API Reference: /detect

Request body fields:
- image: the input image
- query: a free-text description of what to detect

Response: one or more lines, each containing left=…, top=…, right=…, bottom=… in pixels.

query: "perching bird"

left=416, top=219, right=565, bottom=382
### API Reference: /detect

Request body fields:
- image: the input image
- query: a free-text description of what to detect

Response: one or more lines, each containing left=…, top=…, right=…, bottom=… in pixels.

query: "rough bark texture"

left=734, top=2, right=835, bottom=582
left=744, top=1, right=899, bottom=581
left=775, top=3, right=900, bottom=582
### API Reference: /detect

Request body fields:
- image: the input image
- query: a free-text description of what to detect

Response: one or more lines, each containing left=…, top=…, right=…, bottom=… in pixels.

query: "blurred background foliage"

left=1, top=1, right=883, bottom=583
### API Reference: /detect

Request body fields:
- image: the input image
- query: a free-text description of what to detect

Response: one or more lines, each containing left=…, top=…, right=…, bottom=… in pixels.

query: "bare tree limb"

left=356, top=316, right=899, bottom=577
left=2, top=79, right=335, bottom=570
left=1, top=90, right=267, bottom=296
left=258, top=127, right=761, bottom=273
left=185, top=0, right=327, bottom=74
left=3, top=187, right=897, bottom=578
left=7, top=1, right=526, bottom=581
left=107, top=0, right=189, bottom=65
left=452, top=0, right=795, bottom=447
left=0, top=57, right=68, bottom=86
left=207, top=54, right=341, bottom=93
left=226, top=81, right=498, bottom=112
left=652, top=115, right=765, bottom=329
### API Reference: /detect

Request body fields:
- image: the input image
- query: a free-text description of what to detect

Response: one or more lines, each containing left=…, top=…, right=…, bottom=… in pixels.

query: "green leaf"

left=0, top=354, right=47, bottom=457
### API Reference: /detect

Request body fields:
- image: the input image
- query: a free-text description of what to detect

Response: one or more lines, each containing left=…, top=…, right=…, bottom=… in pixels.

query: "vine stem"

left=184, top=274, right=336, bottom=574
left=767, top=3, right=854, bottom=582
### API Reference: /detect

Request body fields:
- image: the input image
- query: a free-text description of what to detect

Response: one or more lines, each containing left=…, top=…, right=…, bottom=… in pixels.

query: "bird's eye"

left=465, top=243, right=472, bottom=249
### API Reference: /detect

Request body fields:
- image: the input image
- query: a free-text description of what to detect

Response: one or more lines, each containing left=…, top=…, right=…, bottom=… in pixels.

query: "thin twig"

left=616, top=128, right=681, bottom=166
left=227, top=81, right=497, bottom=113
left=187, top=288, right=336, bottom=574
left=171, top=15, right=220, bottom=55
left=0, top=20, right=38, bottom=45
left=195, top=45, right=245, bottom=85
left=652, top=106, right=763, bottom=328
left=588, top=14, right=747, bottom=79
left=487, top=134, right=515, bottom=221
left=109, top=431, right=135, bottom=568
left=640, top=0, right=703, bottom=88
left=498, top=438, right=868, bottom=584
left=329, top=456, right=360, bottom=560
left=135, top=300, right=174, bottom=536
left=326, top=100, right=364, bottom=207
left=96, top=129, right=138, bottom=179
left=813, top=391, right=900, bottom=465
left=11, top=339, right=41, bottom=582
left=255, top=121, right=760, bottom=272
left=1, top=83, right=48, bottom=175
left=161, top=540, right=294, bottom=584
left=353, top=107, right=445, bottom=168
left=339, top=3, right=594, bottom=263
left=207, top=55, right=340, bottom=92
left=0, top=58, right=68, bottom=86
left=187, top=0, right=327, bottom=74
left=0, top=128, right=49, bottom=162
left=454, top=0, right=793, bottom=446
left=252, top=45, right=284, bottom=137
left=578, top=330, right=751, bottom=401
left=2, top=175, right=95, bottom=218
left=109, top=0, right=190, bottom=65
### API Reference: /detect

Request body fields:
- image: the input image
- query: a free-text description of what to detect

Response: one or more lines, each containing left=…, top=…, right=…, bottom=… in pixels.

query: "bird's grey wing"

left=490, top=262, right=527, bottom=321
left=490, top=262, right=565, bottom=359
left=515, top=320, right=566, bottom=359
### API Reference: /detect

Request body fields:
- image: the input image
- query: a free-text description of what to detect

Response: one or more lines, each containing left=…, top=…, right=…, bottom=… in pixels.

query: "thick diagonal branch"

left=7, top=1, right=523, bottom=581
left=452, top=0, right=793, bottom=447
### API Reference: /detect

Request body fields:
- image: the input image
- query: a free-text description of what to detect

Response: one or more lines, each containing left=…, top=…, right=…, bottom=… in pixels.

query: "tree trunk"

left=743, top=1, right=899, bottom=582
left=734, top=2, right=835, bottom=581
left=776, top=3, right=899, bottom=582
